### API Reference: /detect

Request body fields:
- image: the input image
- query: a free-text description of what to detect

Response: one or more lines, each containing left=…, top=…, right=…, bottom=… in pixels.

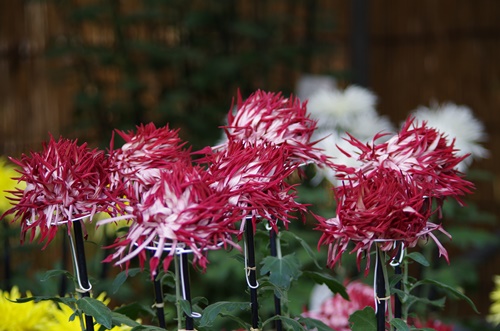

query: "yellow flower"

left=0, top=286, right=54, bottom=331
left=0, top=287, right=134, bottom=331
left=0, top=157, right=25, bottom=218
left=488, top=275, right=500, bottom=325
left=47, top=293, right=134, bottom=331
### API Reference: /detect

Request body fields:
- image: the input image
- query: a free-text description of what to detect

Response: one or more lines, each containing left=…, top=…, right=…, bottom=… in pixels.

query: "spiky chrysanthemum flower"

left=412, top=102, right=489, bottom=172
left=196, top=140, right=306, bottom=233
left=2, top=136, right=115, bottom=247
left=108, top=122, right=191, bottom=202
left=100, top=161, right=241, bottom=277
left=222, top=89, right=329, bottom=166
left=316, top=117, right=474, bottom=272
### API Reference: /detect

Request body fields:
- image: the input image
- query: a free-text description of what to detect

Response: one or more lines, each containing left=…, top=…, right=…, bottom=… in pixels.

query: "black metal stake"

left=150, top=252, right=166, bottom=329
left=269, top=227, right=283, bottom=331
left=180, top=252, right=194, bottom=330
left=245, top=221, right=259, bottom=330
left=73, top=220, right=94, bottom=331
left=375, top=249, right=386, bottom=331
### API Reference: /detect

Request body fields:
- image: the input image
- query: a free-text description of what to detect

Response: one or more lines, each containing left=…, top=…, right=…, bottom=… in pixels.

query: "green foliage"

left=349, top=306, right=377, bottom=331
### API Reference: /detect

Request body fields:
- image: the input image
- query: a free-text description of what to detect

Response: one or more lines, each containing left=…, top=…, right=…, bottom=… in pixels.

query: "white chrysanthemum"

left=313, top=133, right=364, bottom=186
left=412, top=102, right=489, bottom=172
left=307, top=85, right=378, bottom=136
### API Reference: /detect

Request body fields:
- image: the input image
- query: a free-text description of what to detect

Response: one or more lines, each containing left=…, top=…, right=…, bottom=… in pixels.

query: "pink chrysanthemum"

left=3, top=135, right=114, bottom=247
left=302, top=281, right=375, bottom=331
left=108, top=122, right=190, bottom=201
left=222, top=90, right=329, bottom=166
left=196, top=140, right=306, bottom=233
left=100, top=162, right=241, bottom=276
left=316, top=117, right=474, bottom=272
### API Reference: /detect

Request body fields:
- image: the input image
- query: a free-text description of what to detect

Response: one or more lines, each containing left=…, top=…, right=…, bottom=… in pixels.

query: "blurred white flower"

left=412, top=102, right=489, bottom=172
left=307, top=85, right=386, bottom=139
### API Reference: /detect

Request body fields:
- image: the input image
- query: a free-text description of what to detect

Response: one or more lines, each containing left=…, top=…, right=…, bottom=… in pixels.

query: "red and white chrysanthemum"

left=3, top=135, right=115, bottom=247
left=196, top=140, right=306, bottom=233
left=100, top=161, right=241, bottom=276
left=303, top=281, right=375, bottom=331
left=221, top=90, right=329, bottom=166
left=316, top=117, right=474, bottom=272
left=107, top=122, right=190, bottom=202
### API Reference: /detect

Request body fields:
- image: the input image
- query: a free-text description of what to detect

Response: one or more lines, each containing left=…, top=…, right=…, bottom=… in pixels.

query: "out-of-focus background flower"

left=1, top=1, right=499, bottom=330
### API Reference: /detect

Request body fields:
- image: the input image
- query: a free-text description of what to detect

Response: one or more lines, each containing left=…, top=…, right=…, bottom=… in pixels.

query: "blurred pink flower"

left=222, top=90, right=329, bottom=167
left=302, top=281, right=375, bottom=331
left=410, top=317, right=453, bottom=331
left=196, top=140, right=306, bottom=233
left=3, top=135, right=114, bottom=247
left=101, top=162, right=241, bottom=276
left=316, top=117, right=474, bottom=272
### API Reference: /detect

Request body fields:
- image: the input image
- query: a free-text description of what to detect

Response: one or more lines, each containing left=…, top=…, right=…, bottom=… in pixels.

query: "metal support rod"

left=73, top=220, right=94, bottom=331
left=375, top=249, right=386, bottom=331
left=180, top=252, right=194, bottom=330
left=245, top=221, right=259, bottom=329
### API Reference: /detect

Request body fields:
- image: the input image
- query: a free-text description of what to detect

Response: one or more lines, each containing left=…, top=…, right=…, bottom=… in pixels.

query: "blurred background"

left=1, top=0, right=500, bottom=329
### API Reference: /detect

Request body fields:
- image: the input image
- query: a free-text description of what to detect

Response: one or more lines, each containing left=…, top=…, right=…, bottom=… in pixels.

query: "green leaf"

left=390, top=318, right=410, bottom=331
left=14, top=295, right=76, bottom=307
left=198, top=301, right=250, bottom=328
left=412, top=279, right=478, bottom=313
left=178, top=299, right=192, bottom=316
left=349, top=306, right=376, bottom=331
left=260, top=254, right=302, bottom=291
left=39, top=269, right=74, bottom=282
left=131, top=326, right=167, bottom=331
left=303, top=271, right=349, bottom=300
left=297, top=316, right=334, bottom=331
left=281, top=231, right=322, bottom=269
left=77, top=297, right=113, bottom=329
left=406, top=252, right=430, bottom=267
left=263, top=315, right=305, bottom=331
left=111, top=268, right=142, bottom=294
left=110, top=311, right=141, bottom=327
left=114, top=302, right=155, bottom=321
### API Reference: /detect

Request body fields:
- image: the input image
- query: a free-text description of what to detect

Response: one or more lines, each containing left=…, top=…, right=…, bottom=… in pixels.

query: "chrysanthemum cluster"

left=2, top=135, right=116, bottom=247
left=316, top=117, right=474, bottom=271
left=487, top=275, right=500, bottom=326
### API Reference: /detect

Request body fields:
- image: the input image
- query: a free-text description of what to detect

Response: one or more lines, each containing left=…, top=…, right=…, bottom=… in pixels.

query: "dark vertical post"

left=375, top=249, right=385, bottom=331
left=181, top=253, right=194, bottom=330
left=73, top=220, right=94, bottom=331
left=269, top=228, right=282, bottom=331
left=351, top=0, right=370, bottom=87
left=245, top=221, right=259, bottom=329
left=150, top=252, right=166, bottom=329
